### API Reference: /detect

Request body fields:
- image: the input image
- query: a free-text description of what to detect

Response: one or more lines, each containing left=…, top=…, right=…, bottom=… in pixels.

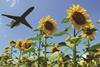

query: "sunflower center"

left=45, top=21, right=54, bottom=30
left=24, top=43, right=31, bottom=49
left=72, top=12, right=86, bottom=25
left=86, top=28, right=93, bottom=35
left=18, top=41, right=22, bottom=47
left=10, top=41, right=16, bottom=45
left=52, top=48, right=59, bottom=53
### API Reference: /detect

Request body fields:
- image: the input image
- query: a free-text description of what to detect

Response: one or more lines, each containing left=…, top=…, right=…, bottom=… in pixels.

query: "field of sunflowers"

left=0, top=4, right=100, bottom=67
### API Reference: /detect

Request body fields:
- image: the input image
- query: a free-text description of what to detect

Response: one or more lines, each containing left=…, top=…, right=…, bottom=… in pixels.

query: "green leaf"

left=90, top=43, right=100, bottom=50
left=61, top=18, right=69, bottom=24
left=28, top=47, right=35, bottom=52
left=21, top=48, right=35, bottom=56
left=53, top=30, right=68, bottom=37
left=31, top=42, right=36, bottom=47
left=47, top=43, right=54, bottom=47
left=21, top=51, right=27, bottom=56
left=64, top=26, right=71, bottom=31
left=95, top=54, right=100, bottom=58
left=30, top=34, right=43, bottom=40
left=83, top=41, right=89, bottom=46
left=58, top=42, right=66, bottom=46
left=75, top=38, right=81, bottom=44
left=34, top=28, right=40, bottom=31
left=91, top=28, right=97, bottom=31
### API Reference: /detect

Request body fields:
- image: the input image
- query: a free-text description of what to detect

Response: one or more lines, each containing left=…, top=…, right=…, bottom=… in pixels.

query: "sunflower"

left=94, top=49, right=100, bottom=63
left=10, top=40, right=17, bottom=46
left=21, top=41, right=32, bottom=51
left=39, top=16, right=57, bottom=35
left=20, top=56, right=29, bottom=62
left=4, top=46, right=11, bottom=52
left=67, top=4, right=90, bottom=30
left=95, top=49, right=100, bottom=55
left=16, top=40, right=23, bottom=50
left=50, top=45, right=60, bottom=53
left=78, top=60, right=87, bottom=66
left=81, top=23, right=96, bottom=40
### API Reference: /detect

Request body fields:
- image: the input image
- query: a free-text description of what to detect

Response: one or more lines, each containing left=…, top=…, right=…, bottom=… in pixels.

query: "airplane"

left=2, top=6, right=34, bottom=29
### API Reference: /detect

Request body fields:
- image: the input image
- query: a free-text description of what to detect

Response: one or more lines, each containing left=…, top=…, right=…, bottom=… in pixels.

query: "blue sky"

left=0, top=0, right=100, bottom=53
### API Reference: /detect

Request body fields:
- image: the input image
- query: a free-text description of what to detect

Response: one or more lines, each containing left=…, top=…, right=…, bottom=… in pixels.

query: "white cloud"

left=6, top=0, right=17, bottom=7
left=11, top=0, right=16, bottom=7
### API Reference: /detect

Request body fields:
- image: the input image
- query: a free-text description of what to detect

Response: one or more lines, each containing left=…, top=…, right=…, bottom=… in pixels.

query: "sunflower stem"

left=73, top=45, right=77, bottom=67
left=44, top=37, right=47, bottom=67
left=38, top=31, right=42, bottom=67
left=29, top=52, right=31, bottom=57
left=19, top=50, right=21, bottom=60
left=87, top=39, right=91, bottom=57
left=87, top=40, right=91, bottom=59
left=87, top=39, right=90, bottom=49
left=73, top=29, right=77, bottom=67
left=11, top=46, right=13, bottom=58
left=18, top=50, right=22, bottom=66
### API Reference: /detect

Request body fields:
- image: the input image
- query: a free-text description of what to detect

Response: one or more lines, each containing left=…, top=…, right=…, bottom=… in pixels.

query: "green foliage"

left=53, top=26, right=71, bottom=37
left=34, top=28, right=40, bottom=31
left=58, top=42, right=66, bottom=46
left=75, top=37, right=81, bottom=44
left=90, top=43, right=100, bottom=50
left=62, top=18, right=69, bottom=24
left=95, top=54, right=100, bottom=58
left=83, top=41, right=89, bottom=46
left=64, top=25, right=71, bottom=31
left=53, top=30, right=68, bottom=36
left=30, top=34, right=43, bottom=40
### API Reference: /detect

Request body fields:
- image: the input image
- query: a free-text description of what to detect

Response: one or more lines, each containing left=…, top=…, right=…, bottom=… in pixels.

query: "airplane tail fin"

left=2, top=14, right=17, bottom=19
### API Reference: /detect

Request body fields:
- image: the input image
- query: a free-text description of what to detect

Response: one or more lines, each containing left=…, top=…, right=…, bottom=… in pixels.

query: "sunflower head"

left=50, top=45, right=60, bottom=53
left=67, top=4, right=90, bottom=30
left=79, top=60, right=87, bottom=66
left=10, top=40, right=17, bottom=46
left=94, top=49, right=100, bottom=55
left=4, top=46, right=11, bottom=52
left=16, top=40, right=23, bottom=50
left=20, top=56, right=29, bottom=62
left=81, top=23, right=96, bottom=40
left=39, top=16, right=57, bottom=35
left=22, top=42, right=32, bottom=51
left=7, top=59, right=14, bottom=64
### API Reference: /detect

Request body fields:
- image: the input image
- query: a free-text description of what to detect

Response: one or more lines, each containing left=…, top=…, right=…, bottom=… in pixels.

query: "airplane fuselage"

left=17, top=17, right=25, bottom=23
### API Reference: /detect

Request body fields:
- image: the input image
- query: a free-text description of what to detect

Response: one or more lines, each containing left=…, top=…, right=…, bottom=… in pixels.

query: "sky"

left=0, top=0, right=100, bottom=53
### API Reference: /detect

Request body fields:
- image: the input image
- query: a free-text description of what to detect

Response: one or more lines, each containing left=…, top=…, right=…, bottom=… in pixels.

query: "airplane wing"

left=22, top=20, right=32, bottom=29
left=21, top=6, right=34, bottom=18
left=2, top=14, right=18, bottom=19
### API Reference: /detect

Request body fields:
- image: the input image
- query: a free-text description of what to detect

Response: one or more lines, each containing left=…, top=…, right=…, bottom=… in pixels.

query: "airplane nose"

left=30, top=6, right=35, bottom=10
